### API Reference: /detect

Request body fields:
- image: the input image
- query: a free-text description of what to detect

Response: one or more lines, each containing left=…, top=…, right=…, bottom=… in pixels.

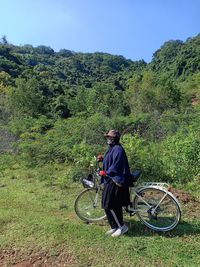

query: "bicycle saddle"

left=129, top=170, right=142, bottom=186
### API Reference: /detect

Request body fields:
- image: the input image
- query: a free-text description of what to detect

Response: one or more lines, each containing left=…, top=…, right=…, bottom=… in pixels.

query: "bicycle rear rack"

left=139, top=182, right=169, bottom=191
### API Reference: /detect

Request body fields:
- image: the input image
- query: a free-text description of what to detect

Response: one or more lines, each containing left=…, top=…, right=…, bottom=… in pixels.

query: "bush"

left=121, top=134, right=165, bottom=182
left=160, top=129, right=200, bottom=184
left=18, top=115, right=107, bottom=166
left=11, top=111, right=200, bottom=187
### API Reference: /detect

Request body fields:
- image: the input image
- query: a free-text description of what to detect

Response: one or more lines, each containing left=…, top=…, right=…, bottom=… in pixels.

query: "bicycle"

left=74, top=160, right=182, bottom=232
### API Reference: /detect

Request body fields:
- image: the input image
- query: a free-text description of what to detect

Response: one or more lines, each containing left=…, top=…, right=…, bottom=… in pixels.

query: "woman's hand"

left=99, top=170, right=107, bottom=176
left=97, top=154, right=104, bottom=161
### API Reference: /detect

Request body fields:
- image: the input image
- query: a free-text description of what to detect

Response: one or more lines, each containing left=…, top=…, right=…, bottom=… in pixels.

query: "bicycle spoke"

left=74, top=188, right=106, bottom=222
left=134, top=187, right=181, bottom=231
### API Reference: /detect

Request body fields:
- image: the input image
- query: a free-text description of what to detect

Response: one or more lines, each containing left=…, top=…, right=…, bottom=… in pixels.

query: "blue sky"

left=0, top=0, right=199, bottom=62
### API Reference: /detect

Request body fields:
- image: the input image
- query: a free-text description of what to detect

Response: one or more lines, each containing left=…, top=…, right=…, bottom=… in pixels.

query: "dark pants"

left=102, top=179, right=130, bottom=229
left=105, top=207, right=123, bottom=229
left=102, top=179, right=130, bottom=209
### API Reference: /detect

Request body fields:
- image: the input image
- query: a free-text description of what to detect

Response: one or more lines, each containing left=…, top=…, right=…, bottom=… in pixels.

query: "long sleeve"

left=103, top=145, right=130, bottom=186
left=106, top=146, right=125, bottom=176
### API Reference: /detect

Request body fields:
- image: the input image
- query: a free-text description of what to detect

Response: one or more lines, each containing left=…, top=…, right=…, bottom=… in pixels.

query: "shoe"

left=111, top=224, right=128, bottom=237
left=105, top=228, right=117, bottom=235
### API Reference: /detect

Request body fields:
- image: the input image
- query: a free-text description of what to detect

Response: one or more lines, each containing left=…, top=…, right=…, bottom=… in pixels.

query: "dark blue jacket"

left=103, top=144, right=130, bottom=187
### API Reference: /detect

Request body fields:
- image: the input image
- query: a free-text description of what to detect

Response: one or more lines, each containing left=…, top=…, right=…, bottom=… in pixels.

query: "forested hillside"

left=0, top=34, right=199, bottom=188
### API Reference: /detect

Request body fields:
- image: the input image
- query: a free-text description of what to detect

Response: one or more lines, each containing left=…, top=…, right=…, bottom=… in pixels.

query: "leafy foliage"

left=0, top=33, right=200, bottom=187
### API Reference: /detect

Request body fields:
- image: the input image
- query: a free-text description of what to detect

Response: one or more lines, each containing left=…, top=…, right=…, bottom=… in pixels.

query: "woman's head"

left=104, top=129, right=121, bottom=145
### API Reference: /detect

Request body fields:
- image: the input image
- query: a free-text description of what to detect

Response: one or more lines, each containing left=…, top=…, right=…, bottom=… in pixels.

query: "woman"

left=100, top=129, right=130, bottom=237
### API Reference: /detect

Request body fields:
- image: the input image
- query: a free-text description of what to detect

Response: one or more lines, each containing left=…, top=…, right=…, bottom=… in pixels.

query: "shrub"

left=121, top=134, right=165, bottom=182
left=160, top=129, right=200, bottom=184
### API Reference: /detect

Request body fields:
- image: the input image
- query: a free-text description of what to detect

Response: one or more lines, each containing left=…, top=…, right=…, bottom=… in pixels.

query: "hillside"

left=0, top=33, right=199, bottom=186
left=0, top=41, right=146, bottom=88
left=149, top=34, right=200, bottom=79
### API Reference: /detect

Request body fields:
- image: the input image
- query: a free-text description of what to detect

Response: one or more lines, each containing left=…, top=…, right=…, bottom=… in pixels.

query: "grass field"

left=0, top=163, right=200, bottom=267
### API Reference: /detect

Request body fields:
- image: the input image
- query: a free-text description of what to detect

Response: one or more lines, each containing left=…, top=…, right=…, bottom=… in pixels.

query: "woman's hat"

left=104, top=129, right=121, bottom=138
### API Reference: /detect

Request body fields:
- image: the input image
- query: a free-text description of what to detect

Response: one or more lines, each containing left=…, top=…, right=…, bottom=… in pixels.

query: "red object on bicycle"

left=99, top=170, right=107, bottom=176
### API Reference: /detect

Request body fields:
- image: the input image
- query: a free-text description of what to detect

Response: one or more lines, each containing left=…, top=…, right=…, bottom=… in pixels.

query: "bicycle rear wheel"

left=134, top=187, right=181, bottom=232
left=74, top=188, right=106, bottom=222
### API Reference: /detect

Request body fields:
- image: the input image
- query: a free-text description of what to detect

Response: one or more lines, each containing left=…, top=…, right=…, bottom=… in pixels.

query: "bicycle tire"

left=134, top=187, right=181, bottom=232
left=74, top=188, right=106, bottom=222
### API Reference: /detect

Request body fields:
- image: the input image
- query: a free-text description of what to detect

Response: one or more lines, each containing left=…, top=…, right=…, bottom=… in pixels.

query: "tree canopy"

left=0, top=34, right=199, bottom=186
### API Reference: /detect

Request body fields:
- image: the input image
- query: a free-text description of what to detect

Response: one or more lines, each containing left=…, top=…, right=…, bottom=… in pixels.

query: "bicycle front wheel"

left=74, top=188, right=106, bottom=222
left=134, top=187, right=181, bottom=232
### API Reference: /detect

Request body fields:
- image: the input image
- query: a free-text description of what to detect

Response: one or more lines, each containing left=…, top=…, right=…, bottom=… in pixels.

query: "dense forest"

left=0, top=34, right=199, bottom=189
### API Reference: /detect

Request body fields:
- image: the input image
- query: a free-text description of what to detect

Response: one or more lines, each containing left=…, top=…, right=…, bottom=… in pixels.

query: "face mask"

left=106, top=137, right=115, bottom=145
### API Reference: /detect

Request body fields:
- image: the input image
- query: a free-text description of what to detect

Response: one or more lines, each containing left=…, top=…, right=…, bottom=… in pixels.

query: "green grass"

left=0, top=163, right=200, bottom=266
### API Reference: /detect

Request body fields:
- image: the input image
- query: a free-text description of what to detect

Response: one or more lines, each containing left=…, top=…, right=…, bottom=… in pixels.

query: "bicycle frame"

left=76, top=180, right=181, bottom=231
left=76, top=160, right=181, bottom=231
left=83, top=169, right=176, bottom=212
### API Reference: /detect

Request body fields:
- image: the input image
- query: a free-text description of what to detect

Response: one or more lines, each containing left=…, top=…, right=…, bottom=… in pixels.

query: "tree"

left=125, top=71, right=157, bottom=114
left=51, top=95, right=70, bottom=118
left=0, top=71, right=12, bottom=86
left=1, top=35, right=8, bottom=44
left=68, top=86, right=89, bottom=116
left=87, top=83, right=126, bottom=117
left=156, top=75, right=182, bottom=111
left=8, top=78, right=47, bottom=117
left=35, top=45, right=54, bottom=55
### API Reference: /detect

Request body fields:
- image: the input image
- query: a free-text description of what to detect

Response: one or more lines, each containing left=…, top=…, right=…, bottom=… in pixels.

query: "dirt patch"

left=170, top=188, right=198, bottom=204
left=170, top=188, right=200, bottom=219
left=0, top=247, right=79, bottom=267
